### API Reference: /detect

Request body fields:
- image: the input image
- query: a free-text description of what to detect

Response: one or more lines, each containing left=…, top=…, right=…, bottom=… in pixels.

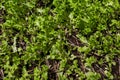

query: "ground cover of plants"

left=0, top=0, right=120, bottom=80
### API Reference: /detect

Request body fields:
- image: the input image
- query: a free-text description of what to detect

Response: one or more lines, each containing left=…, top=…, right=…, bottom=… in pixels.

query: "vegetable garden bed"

left=0, top=0, right=120, bottom=80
